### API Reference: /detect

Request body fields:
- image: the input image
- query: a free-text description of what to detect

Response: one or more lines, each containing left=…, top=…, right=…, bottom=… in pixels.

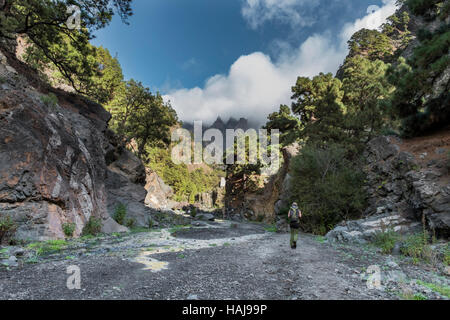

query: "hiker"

left=288, top=202, right=302, bottom=249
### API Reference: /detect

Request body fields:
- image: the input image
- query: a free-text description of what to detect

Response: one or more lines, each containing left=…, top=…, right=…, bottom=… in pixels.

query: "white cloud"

left=241, top=0, right=321, bottom=29
left=164, top=1, right=397, bottom=126
left=340, top=0, right=398, bottom=45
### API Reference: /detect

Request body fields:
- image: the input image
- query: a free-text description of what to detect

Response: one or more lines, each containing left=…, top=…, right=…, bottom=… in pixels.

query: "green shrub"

left=125, top=218, right=136, bottom=228
left=40, top=93, right=58, bottom=109
left=0, top=215, right=17, bottom=245
left=62, top=222, right=76, bottom=238
left=401, top=232, right=434, bottom=263
left=373, top=230, right=400, bottom=254
left=406, top=0, right=441, bottom=16
left=113, top=203, right=127, bottom=225
left=387, top=26, right=450, bottom=137
left=443, top=244, right=450, bottom=266
left=290, top=143, right=367, bottom=235
left=82, top=216, right=102, bottom=236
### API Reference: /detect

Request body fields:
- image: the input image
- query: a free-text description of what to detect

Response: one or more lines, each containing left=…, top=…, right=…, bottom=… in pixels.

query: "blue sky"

left=92, top=0, right=397, bottom=124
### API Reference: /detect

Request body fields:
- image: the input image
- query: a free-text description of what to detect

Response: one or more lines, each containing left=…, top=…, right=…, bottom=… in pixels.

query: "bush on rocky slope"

left=0, top=216, right=17, bottom=245
left=290, top=144, right=367, bottom=235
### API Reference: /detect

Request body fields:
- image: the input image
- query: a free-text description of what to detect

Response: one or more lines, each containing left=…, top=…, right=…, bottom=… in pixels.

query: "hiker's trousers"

left=290, top=227, right=299, bottom=246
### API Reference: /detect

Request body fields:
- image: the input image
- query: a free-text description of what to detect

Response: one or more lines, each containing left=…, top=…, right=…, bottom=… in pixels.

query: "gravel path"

left=0, top=221, right=448, bottom=300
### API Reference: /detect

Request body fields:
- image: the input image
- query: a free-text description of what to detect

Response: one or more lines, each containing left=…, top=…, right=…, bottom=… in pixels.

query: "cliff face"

left=326, top=5, right=450, bottom=242
left=327, top=133, right=450, bottom=243
left=225, top=143, right=300, bottom=224
left=0, top=49, right=157, bottom=241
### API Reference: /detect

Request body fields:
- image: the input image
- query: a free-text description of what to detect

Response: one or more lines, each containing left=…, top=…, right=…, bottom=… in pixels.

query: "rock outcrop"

left=144, top=169, right=177, bottom=210
left=225, top=143, right=300, bottom=224
left=327, top=135, right=450, bottom=243
left=0, top=49, right=157, bottom=240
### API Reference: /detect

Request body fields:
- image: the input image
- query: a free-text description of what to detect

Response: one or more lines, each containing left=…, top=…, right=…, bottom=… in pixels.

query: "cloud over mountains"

left=164, top=0, right=397, bottom=126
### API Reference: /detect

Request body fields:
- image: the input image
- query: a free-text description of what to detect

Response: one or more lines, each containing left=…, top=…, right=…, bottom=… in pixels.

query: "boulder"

left=276, top=218, right=289, bottom=233
left=196, top=213, right=215, bottom=222
left=326, top=213, right=422, bottom=244
left=1, top=256, right=18, bottom=267
left=144, top=170, right=176, bottom=210
left=107, top=144, right=146, bottom=184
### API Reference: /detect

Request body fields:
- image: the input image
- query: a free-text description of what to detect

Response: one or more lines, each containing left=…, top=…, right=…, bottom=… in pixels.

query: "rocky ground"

left=0, top=220, right=448, bottom=300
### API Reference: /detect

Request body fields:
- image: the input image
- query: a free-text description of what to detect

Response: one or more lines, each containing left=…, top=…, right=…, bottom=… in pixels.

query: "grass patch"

left=416, top=280, right=450, bottom=298
left=169, top=225, right=190, bottom=235
left=25, top=254, right=40, bottom=264
left=371, top=230, right=440, bottom=265
left=130, top=227, right=148, bottom=234
left=79, top=234, right=95, bottom=241
left=40, top=93, right=58, bottom=109
left=264, top=225, right=277, bottom=233
left=315, top=236, right=326, bottom=243
left=407, top=293, right=428, bottom=300
left=27, top=239, right=68, bottom=256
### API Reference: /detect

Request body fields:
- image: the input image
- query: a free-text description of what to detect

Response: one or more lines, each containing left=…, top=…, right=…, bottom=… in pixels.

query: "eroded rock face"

left=226, top=143, right=300, bottom=224
left=105, top=150, right=158, bottom=228
left=327, top=136, right=450, bottom=243
left=0, top=50, right=147, bottom=240
left=144, top=170, right=177, bottom=211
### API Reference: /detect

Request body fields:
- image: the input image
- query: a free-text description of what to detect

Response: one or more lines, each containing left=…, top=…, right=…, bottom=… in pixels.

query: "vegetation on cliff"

left=0, top=1, right=226, bottom=206
left=265, top=0, right=449, bottom=234
left=0, top=0, right=132, bottom=94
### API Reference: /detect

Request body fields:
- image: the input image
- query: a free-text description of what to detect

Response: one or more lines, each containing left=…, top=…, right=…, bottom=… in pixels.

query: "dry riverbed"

left=0, top=220, right=449, bottom=300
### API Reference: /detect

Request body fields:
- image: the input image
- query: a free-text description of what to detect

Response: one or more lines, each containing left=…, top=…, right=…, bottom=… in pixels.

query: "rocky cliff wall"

left=0, top=49, right=161, bottom=241
left=327, top=134, right=450, bottom=243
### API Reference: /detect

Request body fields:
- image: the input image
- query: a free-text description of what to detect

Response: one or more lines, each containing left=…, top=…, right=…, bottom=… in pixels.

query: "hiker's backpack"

left=289, top=207, right=300, bottom=223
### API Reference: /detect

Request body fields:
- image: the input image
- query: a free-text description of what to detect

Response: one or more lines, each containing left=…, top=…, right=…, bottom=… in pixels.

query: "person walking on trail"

left=288, top=202, right=302, bottom=249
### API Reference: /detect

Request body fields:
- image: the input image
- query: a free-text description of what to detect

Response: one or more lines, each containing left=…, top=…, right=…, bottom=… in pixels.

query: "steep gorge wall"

left=0, top=49, right=161, bottom=241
